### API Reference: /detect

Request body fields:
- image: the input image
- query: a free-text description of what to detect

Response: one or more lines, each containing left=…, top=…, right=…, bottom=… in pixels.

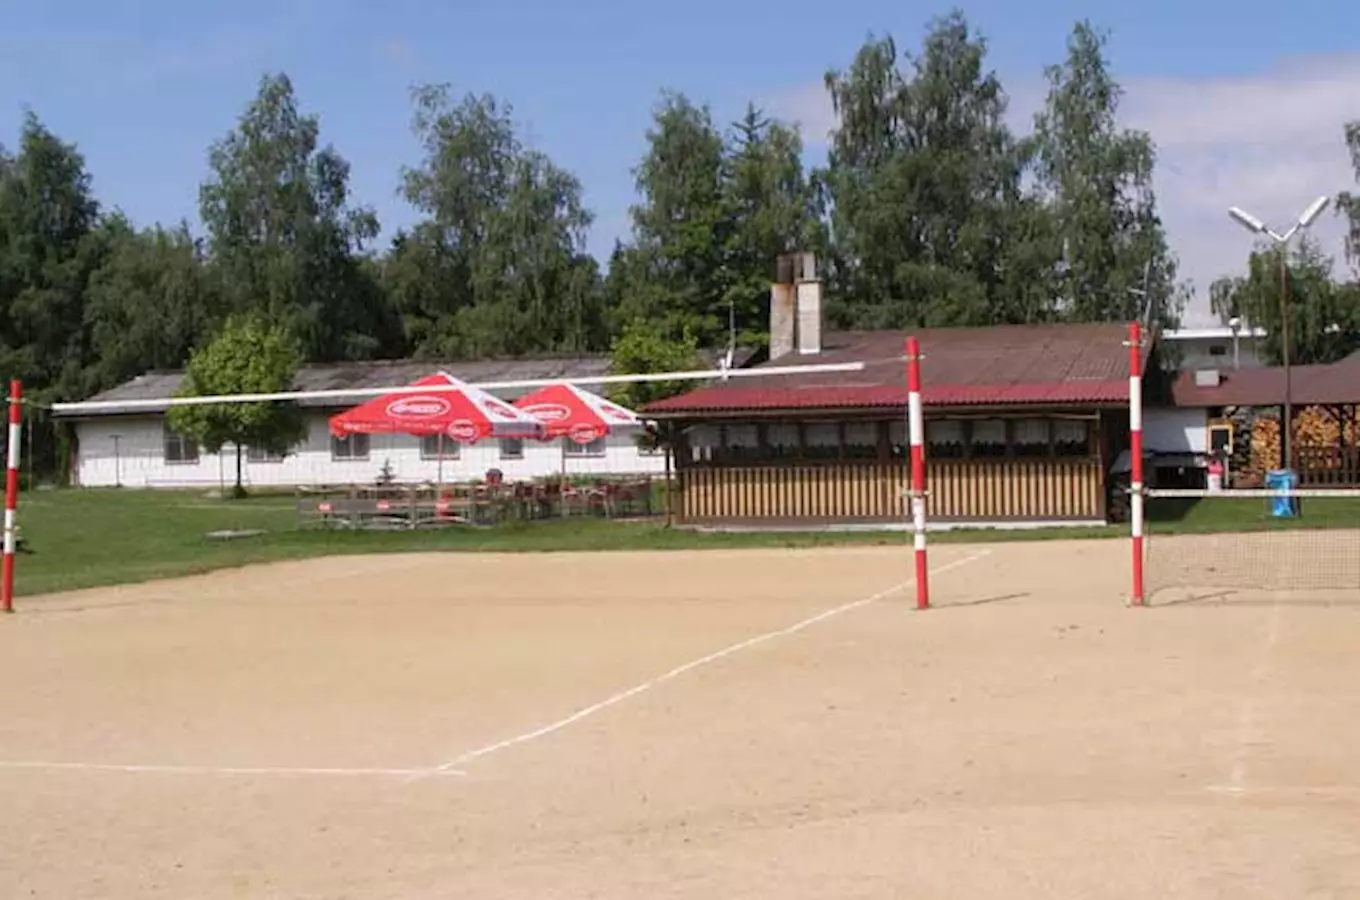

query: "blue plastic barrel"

left=1264, top=468, right=1298, bottom=517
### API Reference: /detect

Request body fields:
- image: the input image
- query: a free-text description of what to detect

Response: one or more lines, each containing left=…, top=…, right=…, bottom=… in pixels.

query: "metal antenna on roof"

left=721, top=295, right=736, bottom=380
left=1057, top=236, right=1072, bottom=315
left=1127, top=258, right=1154, bottom=325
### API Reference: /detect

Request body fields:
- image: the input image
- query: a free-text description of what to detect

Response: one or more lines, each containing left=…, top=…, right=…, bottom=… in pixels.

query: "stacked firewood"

left=1240, top=406, right=1355, bottom=482
left=1244, top=415, right=1280, bottom=480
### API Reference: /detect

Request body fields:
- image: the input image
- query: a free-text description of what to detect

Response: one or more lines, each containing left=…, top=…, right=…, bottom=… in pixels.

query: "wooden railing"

left=678, top=457, right=1104, bottom=524
left=1296, top=446, right=1360, bottom=486
left=681, top=463, right=906, bottom=522
left=928, top=457, right=1104, bottom=521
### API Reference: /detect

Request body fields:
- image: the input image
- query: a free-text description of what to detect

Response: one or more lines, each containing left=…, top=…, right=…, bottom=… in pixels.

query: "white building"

left=1137, top=324, right=1269, bottom=461
left=54, top=355, right=715, bottom=489
left=1140, top=405, right=1214, bottom=457
left=1159, top=322, right=1268, bottom=371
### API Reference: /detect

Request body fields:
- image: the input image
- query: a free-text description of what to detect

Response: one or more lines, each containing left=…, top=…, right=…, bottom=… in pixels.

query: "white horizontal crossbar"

left=48, top=360, right=867, bottom=414
left=1146, top=488, right=1360, bottom=499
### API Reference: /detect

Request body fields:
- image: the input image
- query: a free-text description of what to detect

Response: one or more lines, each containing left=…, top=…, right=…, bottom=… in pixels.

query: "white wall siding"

left=72, top=413, right=667, bottom=488
left=1167, top=335, right=1267, bottom=371
left=1142, top=407, right=1208, bottom=454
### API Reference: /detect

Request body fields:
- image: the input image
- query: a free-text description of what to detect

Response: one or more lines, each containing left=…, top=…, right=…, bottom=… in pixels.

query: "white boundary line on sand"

left=2, top=550, right=989, bottom=783
left=1210, top=599, right=1284, bottom=797
left=415, top=549, right=991, bottom=780
left=0, top=761, right=466, bottom=778
left=1204, top=783, right=1360, bottom=798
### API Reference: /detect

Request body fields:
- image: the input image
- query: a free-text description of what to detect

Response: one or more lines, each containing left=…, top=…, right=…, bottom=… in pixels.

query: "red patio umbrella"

left=329, top=371, right=543, bottom=482
left=512, top=382, right=643, bottom=443
left=512, top=382, right=643, bottom=515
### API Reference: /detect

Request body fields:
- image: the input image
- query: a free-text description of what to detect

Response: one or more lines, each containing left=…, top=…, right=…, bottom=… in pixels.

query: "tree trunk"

left=234, top=444, right=245, bottom=499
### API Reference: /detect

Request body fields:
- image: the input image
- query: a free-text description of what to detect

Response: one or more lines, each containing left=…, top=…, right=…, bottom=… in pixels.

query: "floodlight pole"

left=1279, top=249, right=1292, bottom=472
left=1226, top=195, right=1330, bottom=473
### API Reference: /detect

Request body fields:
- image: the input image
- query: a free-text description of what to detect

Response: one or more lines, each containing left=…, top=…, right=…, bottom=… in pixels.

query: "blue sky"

left=3, top=0, right=1358, bottom=323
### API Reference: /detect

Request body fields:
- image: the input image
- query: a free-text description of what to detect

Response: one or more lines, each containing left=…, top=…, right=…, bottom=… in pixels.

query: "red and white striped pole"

left=906, top=337, right=929, bottom=609
left=1128, top=323, right=1145, bottom=607
left=2, top=379, right=21, bottom=613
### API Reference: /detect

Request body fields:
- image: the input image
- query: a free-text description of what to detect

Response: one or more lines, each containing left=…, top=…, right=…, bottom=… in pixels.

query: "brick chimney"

left=770, top=251, right=821, bottom=360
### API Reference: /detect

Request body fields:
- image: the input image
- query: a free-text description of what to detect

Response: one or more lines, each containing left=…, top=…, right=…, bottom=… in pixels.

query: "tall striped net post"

left=3, top=379, right=22, bottom=613
left=1128, top=322, right=1146, bottom=606
left=905, top=337, right=929, bottom=609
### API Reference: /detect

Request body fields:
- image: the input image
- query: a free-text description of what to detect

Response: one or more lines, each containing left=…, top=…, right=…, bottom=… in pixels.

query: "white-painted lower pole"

left=1128, top=323, right=1145, bottom=607
left=3, top=379, right=23, bottom=614
left=906, top=337, right=929, bottom=609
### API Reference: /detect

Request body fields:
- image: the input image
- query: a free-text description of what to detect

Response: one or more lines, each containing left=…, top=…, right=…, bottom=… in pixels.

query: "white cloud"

left=765, top=54, right=1360, bottom=326
left=770, top=81, right=840, bottom=146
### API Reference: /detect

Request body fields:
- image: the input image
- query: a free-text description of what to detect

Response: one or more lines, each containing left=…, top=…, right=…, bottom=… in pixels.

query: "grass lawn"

left=7, top=487, right=1359, bottom=598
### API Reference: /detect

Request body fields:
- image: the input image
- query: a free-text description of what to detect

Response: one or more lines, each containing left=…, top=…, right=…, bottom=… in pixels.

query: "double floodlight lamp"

left=1228, top=195, right=1331, bottom=244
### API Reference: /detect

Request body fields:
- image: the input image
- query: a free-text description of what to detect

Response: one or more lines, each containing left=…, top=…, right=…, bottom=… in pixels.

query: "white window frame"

left=563, top=436, right=606, bottom=458
left=419, top=434, right=458, bottom=460
left=246, top=445, right=286, bottom=463
left=332, top=433, right=371, bottom=461
left=498, top=437, right=524, bottom=460
left=163, top=425, right=199, bottom=465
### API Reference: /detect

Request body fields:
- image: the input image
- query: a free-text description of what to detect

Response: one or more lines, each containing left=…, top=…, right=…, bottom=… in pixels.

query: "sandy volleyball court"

left=2, top=539, right=1358, bottom=898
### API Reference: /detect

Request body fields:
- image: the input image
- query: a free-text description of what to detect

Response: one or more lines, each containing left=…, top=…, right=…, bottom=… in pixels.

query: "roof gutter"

left=647, top=400, right=1131, bottom=419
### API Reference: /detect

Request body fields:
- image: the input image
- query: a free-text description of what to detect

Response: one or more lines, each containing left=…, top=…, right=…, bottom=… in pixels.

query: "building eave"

left=645, top=379, right=1134, bottom=417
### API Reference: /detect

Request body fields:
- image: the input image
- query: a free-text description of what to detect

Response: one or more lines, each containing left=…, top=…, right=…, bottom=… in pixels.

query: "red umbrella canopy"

left=329, top=372, right=544, bottom=442
left=512, top=382, right=642, bottom=444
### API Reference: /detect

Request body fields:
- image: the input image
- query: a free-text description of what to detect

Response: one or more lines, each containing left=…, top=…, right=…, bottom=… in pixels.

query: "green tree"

left=1030, top=21, right=1183, bottom=326
left=607, top=94, right=820, bottom=351
left=720, top=104, right=823, bottom=349
left=815, top=34, right=906, bottom=325
left=1209, top=237, right=1358, bottom=366
left=610, top=92, right=730, bottom=342
left=167, top=315, right=306, bottom=497
left=1337, top=121, right=1360, bottom=282
left=391, top=86, right=605, bottom=359
left=199, top=72, right=402, bottom=362
left=0, top=112, right=105, bottom=479
left=83, top=215, right=219, bottom=392
left=0, top=112, right=101, bottom=390
left=607, top=317, right=705, bottom=412
left=818, top=12, right=1042, bottom=328
left=1334, top=120, right=1360, bottom=364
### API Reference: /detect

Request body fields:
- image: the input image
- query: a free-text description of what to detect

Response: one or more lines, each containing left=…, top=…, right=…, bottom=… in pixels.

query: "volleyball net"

left=1139, top=487, right=1360, bottom=605
left=0, top=353, right=944, bottom=613
left=1126, top=318, right=1360, bottom=605
left=7, top=318, right=1355, bottom=613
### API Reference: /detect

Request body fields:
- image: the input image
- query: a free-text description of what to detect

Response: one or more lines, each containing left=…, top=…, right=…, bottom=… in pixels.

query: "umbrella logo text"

left=447, top=420, right=480, bottom=442
left=569, top=423, right=604, bottom=444
left=480, top=398, right=521, bottom=420
left=598, top=403, right=634, bottom=422
left=522, top=402, right=571, bottom=423
left=387, top=396, right=451, bottom=418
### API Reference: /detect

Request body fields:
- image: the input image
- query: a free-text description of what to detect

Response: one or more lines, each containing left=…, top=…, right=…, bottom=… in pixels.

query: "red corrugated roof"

left=1171, top=352, right=1360, bottom=407
left=645, top=322, right=1142, bottom=415
left=646, top=380, right=1131, bottom=413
